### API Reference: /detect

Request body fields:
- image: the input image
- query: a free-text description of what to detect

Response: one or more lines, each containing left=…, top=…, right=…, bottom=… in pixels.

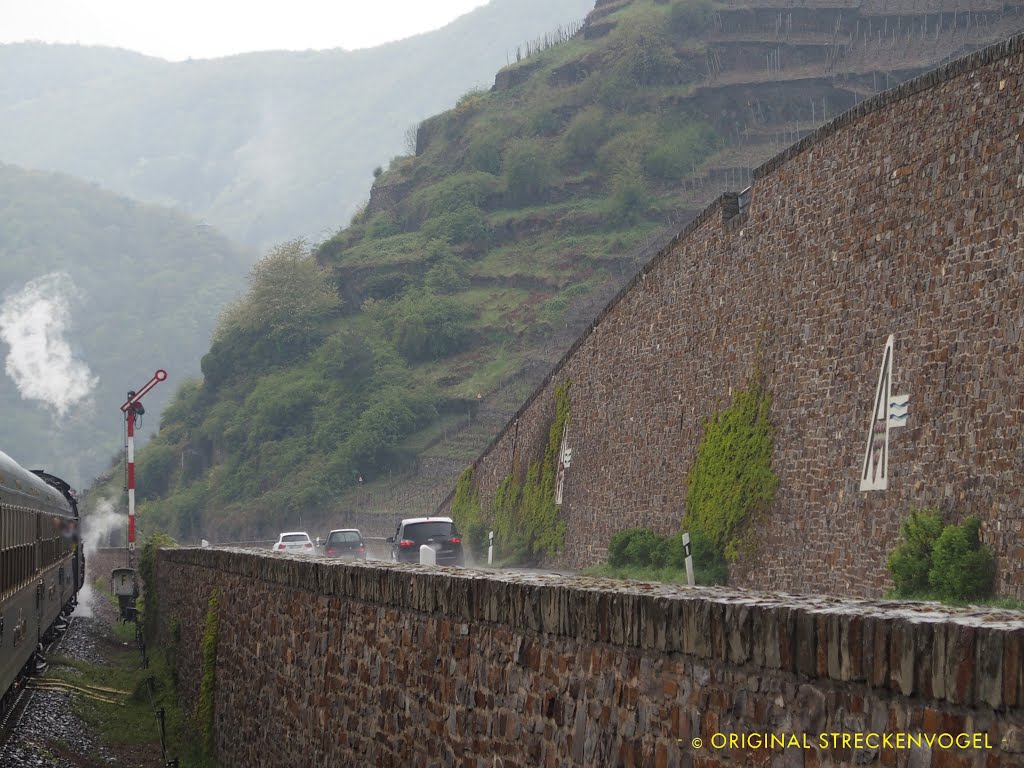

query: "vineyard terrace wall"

left=156, top=549, right=1024, bottom=767
left=441, top=34, right=1024, bottom=598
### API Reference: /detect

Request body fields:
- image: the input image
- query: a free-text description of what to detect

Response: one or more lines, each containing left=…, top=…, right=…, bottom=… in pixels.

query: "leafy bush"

left=366, top=212, right=400, bottom=239
left=421, top=204, right=489, bottom=245
left=405, top=172, right=501, bottom=225
left=596, top=123, right=658, bottom=176
left=887, top=512, right=996, bottom=601
left=531, top=108, right=567, bottom=137
left=670, top=0, right=715, bottom=38
left=608, top=527, right=648, bottom=566
left=136, top=442, right=179, bottom=501
left=606, top=165, right=651, bottom=226
left=424, top=256, right=469, bottom=293
left=930, top=517, right=996, bottom=600
left=503, top=138, right=555, bottom=206
left=369, top=288, right=474, bottom=362
left=606, top=527, right=727, bottom=584
left=563, top=107, right=610, bottom=162
left=685, top=367, right=777, bottom=561
left=886, top=509, right=944, bottom=595
left=624, top=528, right=662, bottom=565
left=643, top=124, right=716, bottom=180
left=468, top=132, right=505, bottom=175
left=615, top=19, right=680, bottom=87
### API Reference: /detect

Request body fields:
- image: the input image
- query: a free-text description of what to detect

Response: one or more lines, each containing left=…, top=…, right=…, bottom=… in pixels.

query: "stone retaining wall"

left=158, top=548, right=1024, bottom=767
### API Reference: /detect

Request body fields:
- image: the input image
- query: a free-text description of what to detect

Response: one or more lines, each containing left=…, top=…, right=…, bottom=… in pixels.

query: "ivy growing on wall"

left=138, top=532, right=176, bottom=645
left=685, top=366, right=777, bottom=561
left=197, top=589, right=220, bottom=756
left=490, top=380, right=571, bottom=563
left=451, top=465, right=486, bottom=556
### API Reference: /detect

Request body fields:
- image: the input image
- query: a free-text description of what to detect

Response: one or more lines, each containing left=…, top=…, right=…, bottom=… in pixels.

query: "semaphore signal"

left=120, top=369, right=167, bottom=565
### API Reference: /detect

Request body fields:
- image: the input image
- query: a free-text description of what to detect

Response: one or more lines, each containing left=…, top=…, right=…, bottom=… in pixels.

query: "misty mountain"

left=0, top=161, right=252, bottom=487
left=0, top=0, right=596, bottom=249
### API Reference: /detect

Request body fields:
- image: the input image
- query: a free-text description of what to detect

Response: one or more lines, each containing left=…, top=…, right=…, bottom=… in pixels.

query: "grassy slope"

left=133, top=0, right=725, bottom=541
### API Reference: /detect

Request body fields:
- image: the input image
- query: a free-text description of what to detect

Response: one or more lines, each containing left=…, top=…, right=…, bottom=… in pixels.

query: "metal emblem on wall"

left=555, top=421, right=572, bottom=505
left=860, top=335, right=909, bottom=491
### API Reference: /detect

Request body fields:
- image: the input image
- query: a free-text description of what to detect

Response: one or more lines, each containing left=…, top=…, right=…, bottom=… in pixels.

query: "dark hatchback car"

left=322, top=529, right=366, bottom=559
left=388, top=517, right=464, bottom=566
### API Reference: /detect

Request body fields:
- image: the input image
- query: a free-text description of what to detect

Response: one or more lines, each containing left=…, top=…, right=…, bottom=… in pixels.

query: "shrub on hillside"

left=643, top=125, right=716, bottom=180
left=670, top=0, right=715, bottom=37
left=606, top=165, right=652, bottom=226
left=930, top=517, right=996, bottom=600
left=504, top=138, right=555, bottom=206
left=369, top=288, right=473, bottom=363
left=468, top=133, right=504, bottom=175
left=887, top=512, right=996, bottom=601
left=563, top=107, right=610, bottom=162
left=886, top=509, right=944, bottom=595
left=366, top=212, right=400, bottom=239
left=424, top=256, right=469, bottom=293
left=421, top=204, right=489, bottom=245
left=615, top=19, right=681, bottom=88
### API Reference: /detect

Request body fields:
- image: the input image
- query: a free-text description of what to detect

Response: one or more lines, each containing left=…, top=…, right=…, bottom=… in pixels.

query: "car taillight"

left=399, top=540, right=414, bottom=548
left=304, top=542, right=312, bottom=548
left=326, top=549, right=334, bottom=554
left=277, top=544, right=286, bottom=550
left=358, top=545, right=366, bottom=552
left=449, top=537, right=461, bottom=544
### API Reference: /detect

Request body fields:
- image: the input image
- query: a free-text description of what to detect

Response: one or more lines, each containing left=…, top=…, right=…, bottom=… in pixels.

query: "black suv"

left=387, top=517, right=464, bottom=566
left=322, top=529, right=366, bottom=559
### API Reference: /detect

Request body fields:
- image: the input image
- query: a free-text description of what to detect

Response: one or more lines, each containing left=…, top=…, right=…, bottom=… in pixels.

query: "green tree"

left=213, top=239, right=341, bottom=349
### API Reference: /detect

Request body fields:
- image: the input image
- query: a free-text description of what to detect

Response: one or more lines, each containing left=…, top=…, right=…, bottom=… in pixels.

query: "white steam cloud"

left=0, top=272, right=98, bottom=416
left=82, top=496, right=124, bottom=557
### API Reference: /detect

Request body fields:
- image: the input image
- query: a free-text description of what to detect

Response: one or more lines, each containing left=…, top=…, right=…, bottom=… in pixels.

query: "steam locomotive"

left=0, top=449, right=83, bottom=716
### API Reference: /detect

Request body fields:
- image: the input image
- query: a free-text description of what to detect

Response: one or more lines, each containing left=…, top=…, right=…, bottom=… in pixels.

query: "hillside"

left=0, top=0, right=595, bottom=249
left=135, top=0, right=1024, bottom=543
left=0, top=161, right=252, bottom=487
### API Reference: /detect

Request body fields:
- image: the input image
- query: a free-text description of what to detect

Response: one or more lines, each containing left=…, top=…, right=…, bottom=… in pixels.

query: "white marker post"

left=682, top=532, right=695, bottom=587
left=488, top=531, right=494, bottom=566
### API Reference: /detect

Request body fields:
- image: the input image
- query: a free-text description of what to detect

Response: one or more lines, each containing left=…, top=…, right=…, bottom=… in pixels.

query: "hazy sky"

left=0, top=0, right=492, bottom=61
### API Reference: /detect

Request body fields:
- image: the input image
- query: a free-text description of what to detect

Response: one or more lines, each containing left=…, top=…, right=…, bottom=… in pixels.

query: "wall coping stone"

left=161, top=548, right=1024, bottom=708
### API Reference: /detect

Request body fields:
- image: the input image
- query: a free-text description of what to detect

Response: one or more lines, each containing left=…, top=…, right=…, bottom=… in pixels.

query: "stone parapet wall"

left=440, top=33, right=1024, bottom=598
left=158, top=549, right=1024, bottom=767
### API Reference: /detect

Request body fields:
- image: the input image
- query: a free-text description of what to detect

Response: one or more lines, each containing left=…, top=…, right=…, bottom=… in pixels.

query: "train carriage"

left=0, top=450, right=82, bottom=715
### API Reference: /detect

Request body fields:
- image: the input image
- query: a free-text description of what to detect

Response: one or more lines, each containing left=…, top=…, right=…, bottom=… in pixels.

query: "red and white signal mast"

left=120, top=369, right=167, bottom=565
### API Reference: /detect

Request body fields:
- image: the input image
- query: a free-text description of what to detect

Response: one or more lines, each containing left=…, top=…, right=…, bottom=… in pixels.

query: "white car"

left=271, top=531, right=315, bottom=554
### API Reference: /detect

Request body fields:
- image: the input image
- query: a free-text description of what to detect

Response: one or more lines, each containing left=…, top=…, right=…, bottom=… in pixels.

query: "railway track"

left=0, top=614, right=75, bottom=755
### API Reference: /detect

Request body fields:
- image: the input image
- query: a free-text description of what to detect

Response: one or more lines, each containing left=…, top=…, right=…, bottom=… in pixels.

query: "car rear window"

left=281, top=534, right=308, bottom=543
left=402, top=522, right=454, bottom=542
left=327, top=532, right=360, bottom=544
